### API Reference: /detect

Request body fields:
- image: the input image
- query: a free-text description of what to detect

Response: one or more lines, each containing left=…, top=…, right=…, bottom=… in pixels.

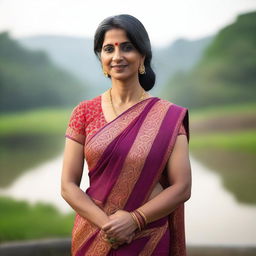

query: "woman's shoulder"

left=72, top=95, right=102, bottom=123
left=157, top=98, right=188, bottom=111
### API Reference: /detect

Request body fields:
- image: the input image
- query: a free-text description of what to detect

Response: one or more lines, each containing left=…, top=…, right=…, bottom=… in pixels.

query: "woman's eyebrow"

left=103, top=41, right=132, bottom=48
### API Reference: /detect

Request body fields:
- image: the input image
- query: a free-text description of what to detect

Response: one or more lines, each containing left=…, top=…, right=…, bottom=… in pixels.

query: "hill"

left=19, top=35, right=213, bottom=97
left=0, top=32, right=87, bottom=112
left=162, top=11, right=256, bottom=108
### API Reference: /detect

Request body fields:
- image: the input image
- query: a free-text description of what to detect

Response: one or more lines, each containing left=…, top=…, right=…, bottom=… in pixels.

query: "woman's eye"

left=123, top=45, right=133, bottom=51
left=104, top=47, right=113, bottom=53
left=103, top=44, right=133, bottom=53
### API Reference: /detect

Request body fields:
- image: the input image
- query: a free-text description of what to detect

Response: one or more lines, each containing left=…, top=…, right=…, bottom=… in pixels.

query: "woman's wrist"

left=129, top=209, right=148, bottom=231
left=98, top=214, right=110, bottom=229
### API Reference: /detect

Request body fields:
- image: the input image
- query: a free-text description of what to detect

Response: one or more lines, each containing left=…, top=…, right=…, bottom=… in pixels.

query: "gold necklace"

left=109, top=88, right=148, bottom=117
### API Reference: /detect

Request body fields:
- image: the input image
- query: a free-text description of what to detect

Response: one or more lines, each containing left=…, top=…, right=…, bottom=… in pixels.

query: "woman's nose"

left=112, top=48, right=123, bottom=61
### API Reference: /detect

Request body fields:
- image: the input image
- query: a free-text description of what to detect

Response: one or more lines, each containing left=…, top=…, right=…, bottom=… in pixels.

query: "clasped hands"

left=101, top=209, right=138, bottom=249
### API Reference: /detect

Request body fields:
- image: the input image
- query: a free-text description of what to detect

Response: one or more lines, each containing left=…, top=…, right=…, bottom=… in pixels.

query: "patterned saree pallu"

left=71, top=97, right=189, bottom=256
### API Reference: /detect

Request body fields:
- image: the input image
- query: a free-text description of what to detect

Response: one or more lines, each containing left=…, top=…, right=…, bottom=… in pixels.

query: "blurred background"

left=0, top=0, right=256, bottom=255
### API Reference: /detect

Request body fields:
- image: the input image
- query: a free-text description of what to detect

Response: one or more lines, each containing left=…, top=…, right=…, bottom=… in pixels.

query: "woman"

left=61, top=14, right=191, bottom=256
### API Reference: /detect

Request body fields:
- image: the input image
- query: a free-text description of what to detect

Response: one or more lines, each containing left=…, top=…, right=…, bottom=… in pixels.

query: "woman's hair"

left=94, top=14, right=155, bottom=91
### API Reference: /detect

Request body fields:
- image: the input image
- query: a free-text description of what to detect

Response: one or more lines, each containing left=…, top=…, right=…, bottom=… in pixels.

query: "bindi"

left=114, top=42, right=119, bottom=46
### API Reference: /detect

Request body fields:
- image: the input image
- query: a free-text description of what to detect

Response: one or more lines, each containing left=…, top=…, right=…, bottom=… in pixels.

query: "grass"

left=190, top=130, right=256, bottom=154
left=0, top=196, right=75, bottom=242
left=0, top=107, right=72, bottom=136
left=190, top=102, right=256, bottom=122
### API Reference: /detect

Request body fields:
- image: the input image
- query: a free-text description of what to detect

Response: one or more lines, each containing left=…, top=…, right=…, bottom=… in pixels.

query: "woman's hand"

left=101, top=210, right=138, bottom=246
left=103, top=230, right=135, bottom=249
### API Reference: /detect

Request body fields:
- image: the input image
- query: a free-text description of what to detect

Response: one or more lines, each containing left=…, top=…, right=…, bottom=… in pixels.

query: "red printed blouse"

left=65, top=95, right=187, bottom=146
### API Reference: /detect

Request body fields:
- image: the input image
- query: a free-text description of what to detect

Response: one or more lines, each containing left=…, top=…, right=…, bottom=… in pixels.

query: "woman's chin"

left=110, top=72, right=137, bottom=81
left=111, top=73, right=130, bottom=80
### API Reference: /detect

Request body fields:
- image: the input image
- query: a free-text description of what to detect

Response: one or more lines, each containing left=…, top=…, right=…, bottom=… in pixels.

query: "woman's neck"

left=110, top=77, right=147, bottom=106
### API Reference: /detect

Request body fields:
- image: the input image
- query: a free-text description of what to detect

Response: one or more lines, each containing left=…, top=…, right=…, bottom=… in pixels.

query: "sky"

left=0, top=0, right=256, bottom=47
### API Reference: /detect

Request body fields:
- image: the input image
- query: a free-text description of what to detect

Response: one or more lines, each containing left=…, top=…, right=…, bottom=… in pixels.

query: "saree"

left=66, top=96, right=189, bottom=256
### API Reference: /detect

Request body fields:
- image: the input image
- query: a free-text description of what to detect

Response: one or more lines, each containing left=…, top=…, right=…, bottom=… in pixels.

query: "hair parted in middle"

left=93, top=14, right=156, bottom=91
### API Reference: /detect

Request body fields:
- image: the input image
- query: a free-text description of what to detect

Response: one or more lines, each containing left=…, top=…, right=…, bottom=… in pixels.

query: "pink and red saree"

left=65, top=96, right=189, bottom=256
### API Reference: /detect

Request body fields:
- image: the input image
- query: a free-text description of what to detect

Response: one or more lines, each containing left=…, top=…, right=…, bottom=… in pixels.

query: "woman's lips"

left=112, top=65, right=128, bottom=70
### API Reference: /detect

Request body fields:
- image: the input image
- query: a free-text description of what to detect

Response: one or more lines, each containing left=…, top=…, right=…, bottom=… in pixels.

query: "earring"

left=139, top=64, right=146, bottom=75
left=103, top=69, right=108, bottom=77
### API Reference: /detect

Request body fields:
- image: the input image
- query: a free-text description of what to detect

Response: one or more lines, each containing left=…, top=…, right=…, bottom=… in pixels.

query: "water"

left=186, top=158, right=256, bottom=246
left=0, top=154, right=256, bottom=246
left=0, top=155, right=74, bottom=214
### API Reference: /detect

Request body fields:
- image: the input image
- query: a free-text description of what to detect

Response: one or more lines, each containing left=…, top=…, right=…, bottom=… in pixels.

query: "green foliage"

left=0, top=31, right=87, bottom=112
left=190, top=102, right=256, bottom=121
left=191, top=130, right=256, bottom=154
left=0, top=196, right=74, bottom=242
left=0, top=107, right=71, bottom=136
left=163, top=11, right=256, bottom=108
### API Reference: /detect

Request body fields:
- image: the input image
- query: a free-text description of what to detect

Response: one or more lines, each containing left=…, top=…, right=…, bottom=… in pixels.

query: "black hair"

left=94, top=14, right=155, bottom=91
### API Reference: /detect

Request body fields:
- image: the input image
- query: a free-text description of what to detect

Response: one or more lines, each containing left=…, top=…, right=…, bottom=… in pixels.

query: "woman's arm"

left=137, top=134, right=191, bottom=223
left=61, top=138, right=109, bottom=229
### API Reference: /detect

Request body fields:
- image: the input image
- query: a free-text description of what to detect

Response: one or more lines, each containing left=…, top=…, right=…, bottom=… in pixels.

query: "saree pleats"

left=71, top=97, right=189, bottom=256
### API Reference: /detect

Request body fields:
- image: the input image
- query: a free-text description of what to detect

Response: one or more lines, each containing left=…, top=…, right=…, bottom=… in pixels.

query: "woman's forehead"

left=103, top=28, right=129, bottom=44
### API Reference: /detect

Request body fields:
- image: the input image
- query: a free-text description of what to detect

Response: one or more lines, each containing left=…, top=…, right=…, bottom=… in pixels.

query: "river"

left=0, top=154, right=256, bottom=247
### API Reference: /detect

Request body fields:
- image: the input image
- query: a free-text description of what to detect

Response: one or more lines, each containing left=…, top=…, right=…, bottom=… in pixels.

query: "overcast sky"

left=0, top=0, right=256, bottom=47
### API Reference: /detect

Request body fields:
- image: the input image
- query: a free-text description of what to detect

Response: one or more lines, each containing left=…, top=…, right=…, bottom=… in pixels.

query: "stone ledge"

left=1, top=238, right=256, bottom=256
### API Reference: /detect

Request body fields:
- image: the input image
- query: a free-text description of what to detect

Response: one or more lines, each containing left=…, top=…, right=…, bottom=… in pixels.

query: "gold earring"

left=139, top=64, right=146, bottom=75
left=103, top=69, right=108, bottom=77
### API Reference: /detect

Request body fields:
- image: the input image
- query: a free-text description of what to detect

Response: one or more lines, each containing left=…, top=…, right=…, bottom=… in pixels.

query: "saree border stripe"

left=76, top=230, right=100, bottom=256
left=84, top=97, right=158, bottom=147
left=101, top=99, right=171, bottom=214
left=139, top=220, right=169, bottom=256
left=85, top=98, right=161, bottom=204
left=140, top=105, right=188, bottom=256
left=84, top=97, right=159, bottom=171
left=159, top=106, right=188, bottom=256
left=72, top=214, right=100, bottom=256
left=125, top=103, right=184, bottom=210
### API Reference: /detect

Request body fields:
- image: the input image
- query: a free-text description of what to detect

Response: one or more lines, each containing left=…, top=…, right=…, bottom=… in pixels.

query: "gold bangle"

left=131, top=212, right=141, bottom=230
left=130, top=212, right=141, bottom=231
left=136, top=209, right=148, bottom=225
left=133, top=210, right=146, bottom=230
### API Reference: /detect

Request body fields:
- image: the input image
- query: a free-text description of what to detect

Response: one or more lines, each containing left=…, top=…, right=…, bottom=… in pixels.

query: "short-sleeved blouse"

left=65, top=95, right=187, bottom=145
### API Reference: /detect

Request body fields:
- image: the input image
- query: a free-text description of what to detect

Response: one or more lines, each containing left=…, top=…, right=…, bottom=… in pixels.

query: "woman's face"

left=100, top=28, right=145, bottom=81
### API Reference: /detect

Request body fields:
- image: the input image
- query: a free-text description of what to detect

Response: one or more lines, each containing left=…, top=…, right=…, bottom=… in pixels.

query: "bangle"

left=130, top=212, right=141, bottom=231
left=136, top=209, right=148, bottom=225
left=133, top=210, right=146, bottom=230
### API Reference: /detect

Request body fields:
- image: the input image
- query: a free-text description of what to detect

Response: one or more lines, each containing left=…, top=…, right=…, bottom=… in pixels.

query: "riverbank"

left=190, top=103, right=256, bottom=205
left=0, top=107, right=72, bottom=187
